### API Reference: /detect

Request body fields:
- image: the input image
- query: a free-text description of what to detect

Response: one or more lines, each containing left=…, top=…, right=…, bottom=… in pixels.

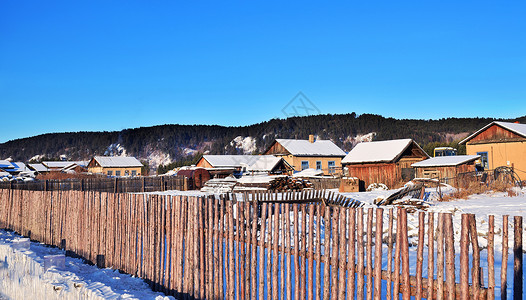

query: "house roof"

left=341, top=139, right=428, bottom=164
left=411, top=155, right=480, bottom=167
left=0, top=160, right=13, bottom=169
left=247, top=156, right=291, bottom=172
left=459, top=121, right=526, bottom=144
left=201, top=155, right=275, bottom=168
left=28, top=163, right=49, bottom=172
left=10, top=162, right=30, bottom=172
left=91, top=156, right=143, bottom=168
left=273, top=139, right=346, bottom=157
left=43, top=161, right=78, bottom=168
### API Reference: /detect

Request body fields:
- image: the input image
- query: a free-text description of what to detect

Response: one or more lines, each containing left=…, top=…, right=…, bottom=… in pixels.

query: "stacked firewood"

left=268, top=176, right=313, bottom=191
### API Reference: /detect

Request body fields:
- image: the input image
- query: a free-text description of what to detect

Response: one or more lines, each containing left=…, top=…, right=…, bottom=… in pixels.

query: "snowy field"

left=0, top=231, right=174, bottom=300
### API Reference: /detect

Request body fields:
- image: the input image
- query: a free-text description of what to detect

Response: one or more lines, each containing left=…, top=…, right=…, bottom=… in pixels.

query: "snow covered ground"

left=0, top=231, right=174, bottom=300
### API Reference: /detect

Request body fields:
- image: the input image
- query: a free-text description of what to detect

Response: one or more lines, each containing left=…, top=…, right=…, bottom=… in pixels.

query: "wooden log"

left=339, top=207, right=347, bottom=300
left=415, top=211, right=425, bottom=300
left=258, top=202, right=268, bottom=300
left=502, top=215, right=509, bottom=300
left=285, top=202, right=292, bottom=300
left=273, top=203, right=280, bottom=300
left=294, top=203, right=301, bottom=300
left=400, top=209, right=410, bottom=300
left=488, top=215, right=495, bottom=300
left=331, top=206, right=340, bottom=298
left=460, top=214, right=470, bottom=300
left=309, top=203, right=315, bottom=300
left=514, top=216, right=523, bottom=300
left=468, top=214, right=481, bottom=300
left=366, top=207, right=373, bottom=300
left=357, top=207, right=365, bottom=300
left=301, top=204, right=307, bottom=300
left=227, top=199, right=235, bottom=300
left=374, top=208, right=383, bottom=300
left=428, top=212, right=435, bottom=300
left=386, top=208, right=394, bottom=300
left=444, top=213, right=455, bottom=300
left=393, top=208, right=401, bottom=298
left=437, top=213, right=445, bottom=300
left=323, top=206, right=331, bottom=300
left=348, top=208, right=356, bottom=300
left=316, top=201, right=323, bottom=300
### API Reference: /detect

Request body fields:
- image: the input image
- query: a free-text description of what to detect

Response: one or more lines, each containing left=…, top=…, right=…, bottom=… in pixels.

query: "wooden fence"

left=0, top=176, right=189, bottom=192
left=0, top=189, right=523, bottom=299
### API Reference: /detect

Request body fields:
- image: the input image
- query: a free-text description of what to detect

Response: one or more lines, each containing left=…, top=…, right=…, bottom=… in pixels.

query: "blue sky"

left=1, top=1, right=525, bottom=143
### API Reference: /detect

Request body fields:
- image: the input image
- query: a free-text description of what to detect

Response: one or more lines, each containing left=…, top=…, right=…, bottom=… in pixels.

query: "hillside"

left=1, top=113, right=525, bottom=170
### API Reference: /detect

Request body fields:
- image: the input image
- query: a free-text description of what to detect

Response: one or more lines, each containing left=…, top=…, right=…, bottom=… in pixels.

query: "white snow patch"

left=104, top=143, right=127, bottom=157
left=229, top=136, right=257, bottom=154
left=147, top=151, right=171, bottom=167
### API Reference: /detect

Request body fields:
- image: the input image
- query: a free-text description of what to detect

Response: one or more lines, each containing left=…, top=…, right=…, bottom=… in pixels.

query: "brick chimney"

left=309, top=134, right=315, bottom=143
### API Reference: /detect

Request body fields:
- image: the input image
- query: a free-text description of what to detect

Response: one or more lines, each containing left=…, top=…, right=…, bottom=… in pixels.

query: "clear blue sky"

left=1, top=1, right=525, bottom=143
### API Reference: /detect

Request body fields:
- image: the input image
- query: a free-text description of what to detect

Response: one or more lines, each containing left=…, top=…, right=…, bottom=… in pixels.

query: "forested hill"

left=1, top=113, right=525, bottom=169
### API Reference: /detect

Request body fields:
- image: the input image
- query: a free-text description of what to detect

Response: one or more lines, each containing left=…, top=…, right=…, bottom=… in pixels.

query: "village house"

left=264, top=135, right=346, bottom=175
left=195, top=154, right=292, bottom=177
left=341, top=139, right=429, bottom=189
left=42, top=161, right=89, bottom=172
left=87, top=156, right=143, bottom=177
left=411, top=155, right=480, bottom=185
left=459, top=121, right=526, bottom=172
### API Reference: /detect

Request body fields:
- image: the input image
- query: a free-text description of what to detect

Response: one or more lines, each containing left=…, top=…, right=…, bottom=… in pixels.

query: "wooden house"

left=411, top=155, right=480, bottom=185
left=87, top=156, right=143, bottom=177
left=177, top=168, right=211, bottom=190
left=341, top=139, right=429, bottom=189
left=264, top=135, right=347, bottom=175
left=459, top=121, right=526, bottom=171
left=195, top=154, right=292, bottom=177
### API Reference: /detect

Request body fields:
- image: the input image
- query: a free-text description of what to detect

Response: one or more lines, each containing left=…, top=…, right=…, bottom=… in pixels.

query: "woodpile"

left=267, top=176, right=313, bottom=191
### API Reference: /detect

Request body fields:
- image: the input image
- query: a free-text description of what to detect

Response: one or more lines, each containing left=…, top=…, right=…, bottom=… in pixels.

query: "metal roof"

left=28, top=163, right=49, bottom=172
left=459, top=121, right=526, bottom=144
left=247, top=156, right=290, bottom=172
left=342, top=139, right=428, bottom=164
left=92, top=156, right=143, bottom=168
left=411, top=155, right=480, bottom=167
left=274, top=139, right=346, bottom=157
left=202, top=155, right=275, bottom=168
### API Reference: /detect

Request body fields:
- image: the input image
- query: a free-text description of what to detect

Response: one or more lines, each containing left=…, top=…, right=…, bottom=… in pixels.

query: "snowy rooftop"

left=460, top=121, right=526, bottom=144
left=202, top=155, right=276, bottom=168
left=247, top=155, right=287, bottom=171
left=28, top=163, right=49, bottom=172
left=411, top=155, right=480, bottom=167
left=274, top=139, right=346, bottom=156
left=0, top=160, right=13, bottom=169
left=342, top=139, right=424, bottom=164
left=92, top=156, right=143, bottom=168
left=42, top=161, right=87, bottom=168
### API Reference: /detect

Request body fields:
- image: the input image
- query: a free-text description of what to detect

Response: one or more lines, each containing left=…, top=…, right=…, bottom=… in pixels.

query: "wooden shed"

left=341, top=139, right=429, bottom=189
left=177, top=168, right=211, bottom=190
left=411, top=155, right=480, bottom=185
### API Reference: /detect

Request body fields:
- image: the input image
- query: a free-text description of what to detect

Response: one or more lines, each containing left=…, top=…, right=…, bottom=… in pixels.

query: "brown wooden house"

left=177, top=168, right=211, bottom=190
left=459, top=121, right=526, bottom=171
left=411, top=155, right=480, bottom=185
left=341, top=139, right=429, bottom=189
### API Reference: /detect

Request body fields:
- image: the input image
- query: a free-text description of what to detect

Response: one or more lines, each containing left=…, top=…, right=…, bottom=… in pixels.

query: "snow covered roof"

left=342, top=139, right=428, bottom=164
left=43, top=161, right=75, bottom=168
left=91, top=156, right=143, bottom=168
left=460, top=121, right=526, bottom=144
left=202, top=155, right=275, bottom=168
left=10, top=162, right=30, bottom=172
left=247, top=156, right=290, bottom=172
left=411, top=155, right=480, bottom=167
left=274, top=139, right=346, bottom=157
left=28, top=163, right=49, bottom=172
left=0, top=160, right=14, bottom=169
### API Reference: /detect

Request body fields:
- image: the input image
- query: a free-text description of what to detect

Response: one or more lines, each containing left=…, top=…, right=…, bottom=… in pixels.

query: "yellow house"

left=87, top=156, right=143, bottom=177
left=459, top=121, right=526, bottom=171
left=264, top=135, right=346, bottom=175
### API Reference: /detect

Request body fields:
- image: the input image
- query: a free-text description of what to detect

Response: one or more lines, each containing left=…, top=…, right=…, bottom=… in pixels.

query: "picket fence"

left=0, top=189, right=523, bottom=299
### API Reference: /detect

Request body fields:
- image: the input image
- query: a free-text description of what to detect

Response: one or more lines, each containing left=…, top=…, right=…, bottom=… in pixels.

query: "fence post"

left=514, top=216, right=523, bottom=300
left=460, top=214, right=470, bottom=300
left=502, top=215, right=509, bottom=300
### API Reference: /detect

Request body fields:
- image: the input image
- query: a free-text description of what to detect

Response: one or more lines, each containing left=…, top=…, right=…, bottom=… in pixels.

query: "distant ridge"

left=1, top=113, right=524, bottom=169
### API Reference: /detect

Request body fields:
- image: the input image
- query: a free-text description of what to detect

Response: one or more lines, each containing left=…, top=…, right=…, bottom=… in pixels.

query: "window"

left=301, top=161, right=309, bottom=170
left=328, top=161, right=336, bottom=174
left=477, top=152, right=489, bottom=169
left=115, top=170, right=121, bottom=176
left=131, top=170, right=137, bottom=177
left=107, top=170, right=113, bottom=176
left=316, top=161, right=322, bottom=170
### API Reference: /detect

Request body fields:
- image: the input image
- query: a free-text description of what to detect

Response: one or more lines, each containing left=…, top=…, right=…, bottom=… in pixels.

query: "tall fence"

left=0, top=176, right=189, bottom=192
left=0, top=189, right=523, bottom=299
